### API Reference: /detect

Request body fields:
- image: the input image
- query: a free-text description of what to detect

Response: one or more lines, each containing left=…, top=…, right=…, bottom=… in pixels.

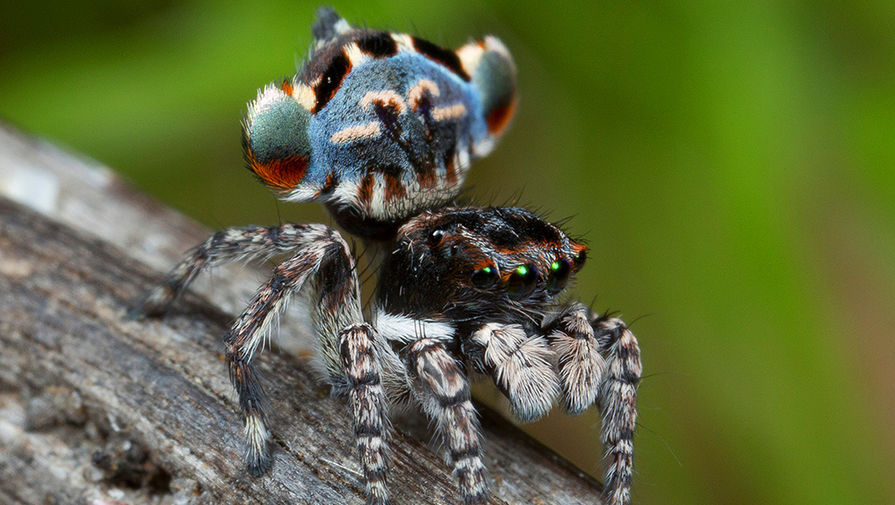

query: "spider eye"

left=547, top=259, right=571, bottom=294
left=573, top=249, right=587, bottom=271
left=428, top=229, right=445, bottom=247
left=506, top=264, right=537, bottom=298
left=471, top=265, right=499, bottom=288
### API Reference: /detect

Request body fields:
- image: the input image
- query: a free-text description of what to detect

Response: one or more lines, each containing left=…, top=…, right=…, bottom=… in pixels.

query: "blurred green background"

left=3, top=1, right=894, bottom=504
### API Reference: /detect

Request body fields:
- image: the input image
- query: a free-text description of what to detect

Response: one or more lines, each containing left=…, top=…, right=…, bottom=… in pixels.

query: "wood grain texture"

left=0, top=124, right=603, bottom=505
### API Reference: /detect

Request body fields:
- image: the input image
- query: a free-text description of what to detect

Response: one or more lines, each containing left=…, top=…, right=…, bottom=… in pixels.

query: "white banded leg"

left=225, top=251, right=324, bottom=474
left=593, top=315, right=641, bottom=505
left=339, top=324, right=390, bottom=505
left=405, top=339, right=487, bottom=505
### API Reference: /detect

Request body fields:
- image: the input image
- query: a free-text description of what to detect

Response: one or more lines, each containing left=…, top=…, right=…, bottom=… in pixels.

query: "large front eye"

left=506, top=264, right=537, bottom=298
left=472, top=265, right=499, bottom=289
left=547, top=259, right=571, bottom=293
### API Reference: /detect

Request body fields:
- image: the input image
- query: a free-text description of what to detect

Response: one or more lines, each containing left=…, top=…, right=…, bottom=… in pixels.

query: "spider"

left=138, top=8, right=641, bottom=505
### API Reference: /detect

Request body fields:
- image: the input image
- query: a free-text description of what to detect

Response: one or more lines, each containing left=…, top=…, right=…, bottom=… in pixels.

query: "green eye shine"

left=507, top=264, right=537, bottom=298
left=547, top=259, right=571, bottom=293
left=472, top=265, right=499, bottom=288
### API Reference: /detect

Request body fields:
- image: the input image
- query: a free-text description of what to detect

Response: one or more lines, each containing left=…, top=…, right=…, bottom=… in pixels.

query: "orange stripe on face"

left=246, top=148, right=308, bottom=191
left=490, top=238, right=564, bottom=258
left=571, top=243, right=588, bottom=271
left=486, top=94, right=517, bottom=136
left=472, top=259, right=495, bottom=272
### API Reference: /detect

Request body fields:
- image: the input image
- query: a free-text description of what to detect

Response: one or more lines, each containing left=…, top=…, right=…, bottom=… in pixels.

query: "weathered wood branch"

left=0, top=123, right=603, bottom=505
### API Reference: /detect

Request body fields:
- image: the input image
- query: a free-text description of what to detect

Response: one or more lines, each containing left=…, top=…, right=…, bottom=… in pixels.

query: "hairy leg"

left=186, top=225, right=391, bottom=504
left=339, top=324, right=390, bottom=505
left=546, top=303, right=641, bottom=505
left=405, top=338, right=487, bottom=505
left=468, top=322, right=559, bottom=422
left=593, top=315, right=641, bottom=505
left=138, top=223, right=325, bottom=316
left=225, top=251, right=323, bottom=474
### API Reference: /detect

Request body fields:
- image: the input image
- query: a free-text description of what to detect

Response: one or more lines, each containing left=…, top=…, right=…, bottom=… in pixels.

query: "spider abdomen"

left=243, top=20, right=517, bottom=239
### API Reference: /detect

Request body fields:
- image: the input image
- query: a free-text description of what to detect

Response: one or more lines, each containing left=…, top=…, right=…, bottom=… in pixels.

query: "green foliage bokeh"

left=3, top=1, right=894, bottom=504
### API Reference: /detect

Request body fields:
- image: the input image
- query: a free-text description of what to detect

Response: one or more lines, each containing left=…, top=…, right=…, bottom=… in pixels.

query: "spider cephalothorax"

left=377, top=206, right=587, bottom=322
left=140, top=8, right=640, bottom=505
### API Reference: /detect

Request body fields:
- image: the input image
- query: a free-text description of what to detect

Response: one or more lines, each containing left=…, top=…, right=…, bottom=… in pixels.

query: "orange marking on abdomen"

left=384, top=174, right=406, bottom=201
left=281, top=79, right=294, bottom=96
left=444, top=153, right=458, bottom=185
left=357, top=174, right=376, bottom=206
left=417, top=167, right=437, bottom=189
left=247, top=149, right=308, bottom=190
left=487, top=95, right=517, bottom=136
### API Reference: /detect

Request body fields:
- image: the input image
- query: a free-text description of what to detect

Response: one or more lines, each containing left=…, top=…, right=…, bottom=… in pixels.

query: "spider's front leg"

left=405, top=338, right=487, bottom=505
left=546, top=303, right=642, bottom=505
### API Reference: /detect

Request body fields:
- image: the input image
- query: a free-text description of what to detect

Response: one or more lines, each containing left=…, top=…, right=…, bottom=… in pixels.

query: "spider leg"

left=593, top=314, right=641, bottom=505
left=547, top=303, right=640, bottom=505
left=138, top=224, right=317, bottom=317
left=405, top=338, right=487, bottom=505
left=339, top=323, right=390, bottom=505
left=212, top=226, right=389, bottom=504
left=225, top=246, right=326, bottom=475
left=468, top=323, right=559, bottom=422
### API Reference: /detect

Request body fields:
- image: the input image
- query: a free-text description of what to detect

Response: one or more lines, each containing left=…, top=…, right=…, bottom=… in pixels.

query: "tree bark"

left=0, top=123, right=603, bottom=505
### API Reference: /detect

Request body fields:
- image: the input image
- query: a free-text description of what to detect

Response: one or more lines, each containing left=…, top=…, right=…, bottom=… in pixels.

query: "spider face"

left=242, top=17, right=516, bottom=239
left=378, top=207, right=587, bottom=324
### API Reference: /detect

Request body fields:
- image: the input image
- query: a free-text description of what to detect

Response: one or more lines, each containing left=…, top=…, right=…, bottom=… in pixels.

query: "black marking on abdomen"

left=314, top=51, right=351, bottom=113
left=411, top=37, right=470, bottom=81
left=358, top=31, right=398, bottom=57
